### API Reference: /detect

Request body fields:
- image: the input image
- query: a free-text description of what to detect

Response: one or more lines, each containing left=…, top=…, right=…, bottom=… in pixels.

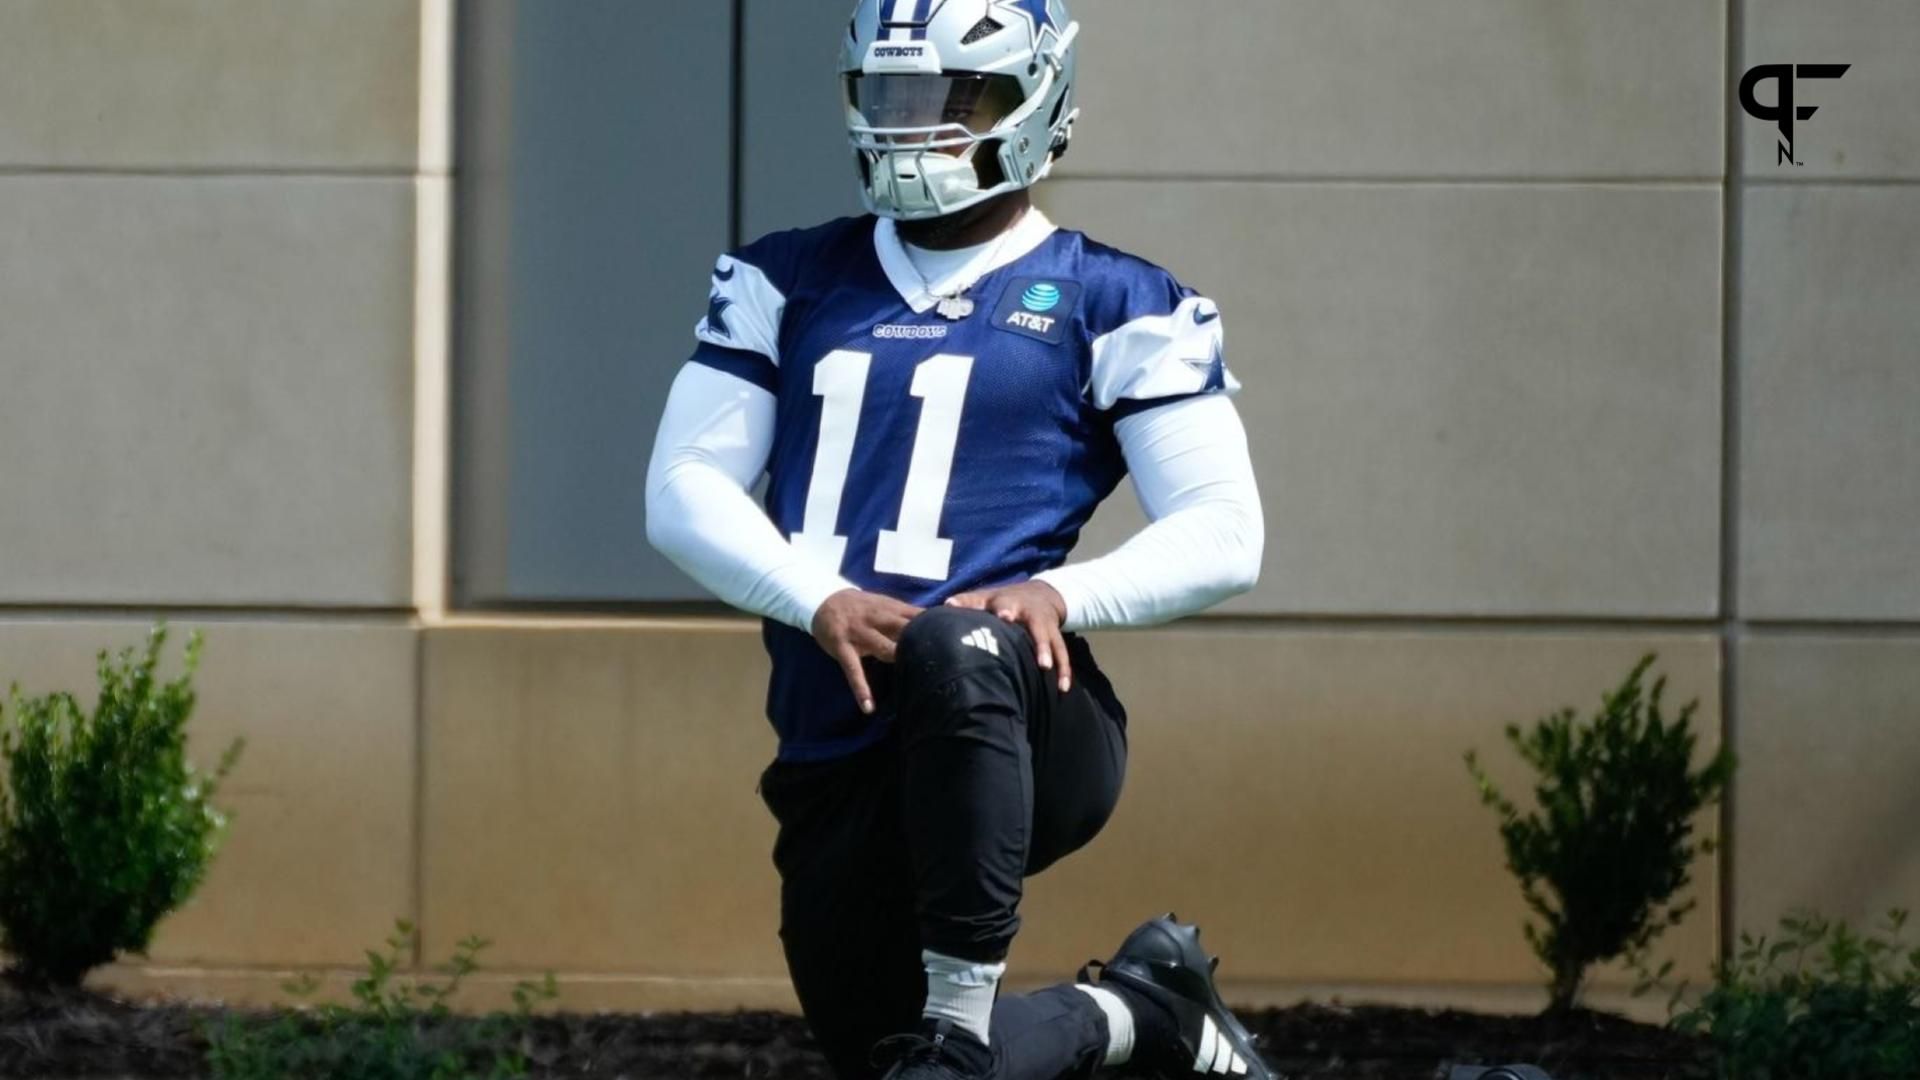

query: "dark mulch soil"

left=0, top=986, right=1712, bottom=1079
left=1250, top=1003, right=1710, bottom=1079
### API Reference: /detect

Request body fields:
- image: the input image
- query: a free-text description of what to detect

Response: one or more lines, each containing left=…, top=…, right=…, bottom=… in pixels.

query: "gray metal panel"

left=741, top=0, right=864, bottom=241
left=457, top=0, right=734, bottom=604
left=452, top=0, right=518, bottom=602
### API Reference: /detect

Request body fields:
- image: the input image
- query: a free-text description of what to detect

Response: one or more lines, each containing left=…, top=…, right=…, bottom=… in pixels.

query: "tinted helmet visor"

left=845, top=73, right=1026, bottom=143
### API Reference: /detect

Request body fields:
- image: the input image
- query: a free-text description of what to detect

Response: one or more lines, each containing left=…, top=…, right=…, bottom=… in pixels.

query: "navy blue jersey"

left=687, top=213, right=1237, bottom=761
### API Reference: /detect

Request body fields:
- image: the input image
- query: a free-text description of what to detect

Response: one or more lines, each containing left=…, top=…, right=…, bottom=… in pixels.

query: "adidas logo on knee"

left=960, top=628, right=999, bottom=657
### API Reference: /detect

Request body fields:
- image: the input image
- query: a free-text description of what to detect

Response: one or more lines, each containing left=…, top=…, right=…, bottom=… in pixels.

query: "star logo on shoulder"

left=705, top=292, right=734, bottom=338
left=1182, top=340, right=1227, bottom=391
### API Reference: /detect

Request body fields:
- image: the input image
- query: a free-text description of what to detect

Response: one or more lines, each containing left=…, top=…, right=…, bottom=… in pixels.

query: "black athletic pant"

left=759, top=606, right=1129, bottom=1080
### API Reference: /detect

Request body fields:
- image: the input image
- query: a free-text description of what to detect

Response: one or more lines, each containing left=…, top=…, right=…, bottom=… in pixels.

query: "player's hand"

left=811, top=589, right=922, bottom=715
left=945, top=581, right=1073, bottom=693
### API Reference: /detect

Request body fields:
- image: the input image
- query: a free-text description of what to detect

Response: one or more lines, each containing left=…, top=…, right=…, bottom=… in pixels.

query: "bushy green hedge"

left=1674, top=909, right=1919, bottom=1079
left=0, top=624, right=243, bottom=989
left=1467, top=654, right=1735, bottom=1013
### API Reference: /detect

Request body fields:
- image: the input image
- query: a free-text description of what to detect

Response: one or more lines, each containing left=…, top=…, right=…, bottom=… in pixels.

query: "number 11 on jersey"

left=790, top=349, right=975, bottom=582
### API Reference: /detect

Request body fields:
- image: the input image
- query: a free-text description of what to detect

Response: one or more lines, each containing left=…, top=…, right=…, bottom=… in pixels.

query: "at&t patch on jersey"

left=992, top=277, right=1081, bottom=345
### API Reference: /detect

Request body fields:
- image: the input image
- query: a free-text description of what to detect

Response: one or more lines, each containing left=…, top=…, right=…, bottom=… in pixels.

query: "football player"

left=647, top=2, right=1270, bottom=1077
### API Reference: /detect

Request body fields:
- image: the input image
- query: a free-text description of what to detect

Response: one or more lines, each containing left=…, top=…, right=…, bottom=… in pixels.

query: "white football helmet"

left=840, top=0, right=1079, bottom=221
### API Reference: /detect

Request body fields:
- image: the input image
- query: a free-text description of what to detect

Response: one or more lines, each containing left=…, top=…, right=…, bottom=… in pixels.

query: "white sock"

left=1074, top=984, right=1135, bottom=1066
left=921, top=949, right=1005, bottom=1045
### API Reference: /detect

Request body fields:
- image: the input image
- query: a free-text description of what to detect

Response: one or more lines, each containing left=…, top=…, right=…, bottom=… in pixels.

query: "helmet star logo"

left=999, top=0, right=1055, bottom=35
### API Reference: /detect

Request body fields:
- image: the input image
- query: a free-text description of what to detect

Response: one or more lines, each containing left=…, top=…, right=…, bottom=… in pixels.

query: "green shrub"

left=0, top=624, right=243, bottom=989
left=1673, top=909, right=1919, bottom=1079
left=204, top=919, right=560, bottom=1080
left=1466, top=654, right=1735, bottom=1013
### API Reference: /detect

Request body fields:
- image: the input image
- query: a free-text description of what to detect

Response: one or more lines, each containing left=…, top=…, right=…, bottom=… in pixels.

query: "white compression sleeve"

left=1035, top=395, right=1264, bottom=631
left=645, top=363, right=853, bottom=632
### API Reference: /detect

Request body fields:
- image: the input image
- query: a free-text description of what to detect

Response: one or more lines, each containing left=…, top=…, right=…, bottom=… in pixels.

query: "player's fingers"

left=834, top=644, right=874, bottom=714
left=944, top=592, right=989, bottom=611
left=1016, top=607, right=1056, bottom=672
left=1025, top=612, right=1065, bottom=685
left=873, top=606, right=916, bottom=641
left=860, top=625, right=900, bottom=664
left=1046, top=623, right=1073, bottom=693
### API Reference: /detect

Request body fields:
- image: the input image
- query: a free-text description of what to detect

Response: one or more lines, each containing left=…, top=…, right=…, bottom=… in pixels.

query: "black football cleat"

left=1083, top=915, right=1279, bottom=1079
left=871, top=1018, right=994, bottom=1080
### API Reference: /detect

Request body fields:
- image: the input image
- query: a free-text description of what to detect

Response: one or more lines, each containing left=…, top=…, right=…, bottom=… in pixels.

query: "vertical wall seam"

left=414, top=0, right=455, bottom=624
left=410, top=623, right=429, bottom=972
left=411, top=0, right=457, bottom=972
left=413, top=179, right=453, bottom=623
left=729, top=0, right=746, bottom=249
left=1717, top=0, right=1746, bottom=964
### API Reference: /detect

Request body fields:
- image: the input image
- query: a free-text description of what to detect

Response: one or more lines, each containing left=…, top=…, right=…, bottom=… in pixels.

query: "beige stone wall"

left=0, top=0, right=1914, bottom=1017
left=0, top=0, right=427, bottom=606
left=1728, top=0, right=1920, bottom=938
left=1037, top=0, right=1920, bottom=960
left=0, top=0, right=445, bottom=999
left=0, top=620, right=418, bottom=968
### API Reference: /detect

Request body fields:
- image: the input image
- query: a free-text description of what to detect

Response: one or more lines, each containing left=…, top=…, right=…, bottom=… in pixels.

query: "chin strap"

left=1050, top=105, right=1080, bottom=164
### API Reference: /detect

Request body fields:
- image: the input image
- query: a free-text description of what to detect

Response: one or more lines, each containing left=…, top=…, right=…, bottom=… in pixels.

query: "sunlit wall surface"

left=0, top=0, right=1914, bottom=1012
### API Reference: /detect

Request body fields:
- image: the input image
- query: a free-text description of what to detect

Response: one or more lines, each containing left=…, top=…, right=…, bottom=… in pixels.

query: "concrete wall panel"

left=420, top=621, right=1719, bottom=995
left=0, top=618, right=417, bottom=967
left=1063, top=0, right=1724, bottom=180
left=1733, top=635, right=1920, bottom=935
left=420, top=622, right=783, bottom=972
left=1015, top=627, right=1723, bottom=990
left=1042, top=180, right=1724, bottom=618
left=0, top=177, right=415, bottom=606
left=0, top=0, right=420, bottom=171
left=1741, top=0, right=1920, bottom=179
left=1738, top=185, right=1920, bottom=620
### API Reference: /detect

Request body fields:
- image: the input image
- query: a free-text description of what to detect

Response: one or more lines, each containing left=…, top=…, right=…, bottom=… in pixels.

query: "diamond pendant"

left=935, top=295, right=976, bottom=321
